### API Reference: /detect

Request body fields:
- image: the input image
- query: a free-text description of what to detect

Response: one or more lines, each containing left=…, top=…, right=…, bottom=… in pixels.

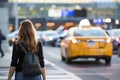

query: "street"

left=0, top=43, right=81, bottom=80
left=43, top=45, right=120, bottom=80
left=0, top=0, right=120, bottom=80
left=0, top=43, right=120, bottom=80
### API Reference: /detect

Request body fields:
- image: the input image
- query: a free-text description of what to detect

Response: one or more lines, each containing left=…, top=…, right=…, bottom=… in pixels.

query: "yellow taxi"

left=60, top=27, right=112, bottom=64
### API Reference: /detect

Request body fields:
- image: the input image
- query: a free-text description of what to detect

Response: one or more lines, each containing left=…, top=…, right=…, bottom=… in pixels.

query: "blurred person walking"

left=0, top=27, right=5, bottom=57
left=7, top=19, right=46, bottom=80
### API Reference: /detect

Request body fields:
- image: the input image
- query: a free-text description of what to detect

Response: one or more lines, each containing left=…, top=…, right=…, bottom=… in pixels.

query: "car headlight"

left=49, top=36, right=53, bottom=40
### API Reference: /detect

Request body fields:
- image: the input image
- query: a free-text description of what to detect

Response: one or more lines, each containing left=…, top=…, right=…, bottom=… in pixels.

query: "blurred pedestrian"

left=7, top=19, right=46, bottom=80
left=0, top=27, right=5, bottom=57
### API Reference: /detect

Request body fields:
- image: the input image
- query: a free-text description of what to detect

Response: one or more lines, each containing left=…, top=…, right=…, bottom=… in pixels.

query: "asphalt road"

left=43, top=45, right=120, bottom=80
left=1, top=42, right=120, bottom=80
left=0, top=43, right=81, bottom=80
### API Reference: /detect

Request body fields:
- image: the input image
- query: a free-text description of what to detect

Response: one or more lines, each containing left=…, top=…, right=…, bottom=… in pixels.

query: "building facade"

left=5, top=0, right=120, bottom=30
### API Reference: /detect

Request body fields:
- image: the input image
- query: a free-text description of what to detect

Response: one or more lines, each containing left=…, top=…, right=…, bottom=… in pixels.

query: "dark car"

left=41, top=30, right=60, bottom=46
left=107, top=29, right=120, bottom=56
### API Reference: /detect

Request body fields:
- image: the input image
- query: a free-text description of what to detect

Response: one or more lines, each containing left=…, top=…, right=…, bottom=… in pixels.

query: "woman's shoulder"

left=38, top=40, right=42, bottom=45
left=38, top=41, right=43, bottom=48
left=13, top=42, right=21, bottom=48
left=13, top=42, right=17, bottom=46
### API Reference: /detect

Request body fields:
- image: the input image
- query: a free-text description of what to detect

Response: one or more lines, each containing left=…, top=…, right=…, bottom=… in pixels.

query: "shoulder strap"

left=19, top=43, right=28, bottom=54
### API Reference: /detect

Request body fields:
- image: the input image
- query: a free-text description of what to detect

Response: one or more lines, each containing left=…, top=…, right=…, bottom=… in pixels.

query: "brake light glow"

left=42, top=35, right=46, bottom=40
left=115, top=38, right=120, bottom=42
left=72, top=39, right=77, bottom=44
left=106, top=38, right=111, bottom=43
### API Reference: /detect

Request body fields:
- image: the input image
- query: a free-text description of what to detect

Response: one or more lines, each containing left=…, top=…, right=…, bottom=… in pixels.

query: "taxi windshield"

left=74, top=29, right=106, bottom=36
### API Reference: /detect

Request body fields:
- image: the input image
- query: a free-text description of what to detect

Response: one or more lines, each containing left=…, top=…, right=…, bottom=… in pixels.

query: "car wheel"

left=95, top=58, right=100, bottom=62
left=52, top=43, right=55, bottom=47
left=65, top=57, right=71, bottom=64
left=105, top=57, right=111, bottom=65
left=65, top=48, right=71, bottom=64
left=54, top=42, right=59, bottom=47
left=118, top=45, right=120, bottom=57
left=60, top=47, right=65, bottom=61
left=61, top=55, right=65, bottom=61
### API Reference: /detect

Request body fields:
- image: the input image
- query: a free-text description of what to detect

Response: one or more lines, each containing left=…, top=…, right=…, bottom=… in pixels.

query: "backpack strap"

left=19, top=43, right=28, bottom=54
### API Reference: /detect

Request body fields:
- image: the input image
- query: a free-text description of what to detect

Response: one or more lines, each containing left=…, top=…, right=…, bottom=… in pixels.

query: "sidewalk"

left=0, top=45, right=82, bottom=80
left=0, top=43, right=12, bottom=68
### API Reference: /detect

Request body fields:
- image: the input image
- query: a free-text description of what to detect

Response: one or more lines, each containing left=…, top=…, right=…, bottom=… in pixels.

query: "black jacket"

left=10, top=41, right=45, bottom=73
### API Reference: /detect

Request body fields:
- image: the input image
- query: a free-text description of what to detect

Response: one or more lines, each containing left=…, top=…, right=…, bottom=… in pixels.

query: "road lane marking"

left=45, top=60, right=82, bottom=80
left=75, top=73, right=113, bottom=75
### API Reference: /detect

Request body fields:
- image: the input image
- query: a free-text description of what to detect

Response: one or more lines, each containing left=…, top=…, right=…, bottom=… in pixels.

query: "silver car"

left=41, top=30, right=60, bottom=46
left=107, top=29, right=120, bottom=56
left=7, top=30, right=42, bottom=46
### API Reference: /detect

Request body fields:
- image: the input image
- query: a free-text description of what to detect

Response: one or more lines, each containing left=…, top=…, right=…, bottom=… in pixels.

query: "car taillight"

left=115, top=38, right=120, bottom=42
left=42, top=35, right=46, bottom=40
left=106, top=38, right=111, bottom=43
left=72, top=39, right=77, bottom=44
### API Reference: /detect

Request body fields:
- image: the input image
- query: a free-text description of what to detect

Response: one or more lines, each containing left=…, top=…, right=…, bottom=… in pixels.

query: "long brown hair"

left=16, top=19, right=38, bottom=53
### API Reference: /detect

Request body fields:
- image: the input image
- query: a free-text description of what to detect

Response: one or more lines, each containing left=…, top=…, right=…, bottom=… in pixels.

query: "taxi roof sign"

left=79, top=19, right=91, bottom=28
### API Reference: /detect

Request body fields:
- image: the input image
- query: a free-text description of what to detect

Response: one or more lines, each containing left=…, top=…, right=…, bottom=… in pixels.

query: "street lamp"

left=14, top=0, right=18, bottom=30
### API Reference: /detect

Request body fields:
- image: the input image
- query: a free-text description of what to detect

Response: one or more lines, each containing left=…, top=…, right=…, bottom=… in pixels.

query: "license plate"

left=88, top=42, right=96, bottom=46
